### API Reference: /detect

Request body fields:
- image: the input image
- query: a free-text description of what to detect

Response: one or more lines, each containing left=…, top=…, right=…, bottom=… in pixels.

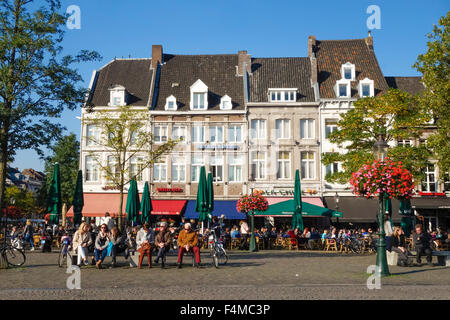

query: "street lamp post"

left=334, top=192, right=340, bottom=227
left=373, top=134, right=390, bottom=277
left=249, top=186, right=257, bottom=252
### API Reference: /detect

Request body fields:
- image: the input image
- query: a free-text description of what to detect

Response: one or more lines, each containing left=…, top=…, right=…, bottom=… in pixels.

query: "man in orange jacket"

left=177, top=223, right=201, bottom=268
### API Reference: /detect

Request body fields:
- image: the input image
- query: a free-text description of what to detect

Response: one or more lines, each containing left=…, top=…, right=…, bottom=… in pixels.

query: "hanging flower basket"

left=350, top=158, right=415, bottom=199
left=237, top=190, right=269, bottom=213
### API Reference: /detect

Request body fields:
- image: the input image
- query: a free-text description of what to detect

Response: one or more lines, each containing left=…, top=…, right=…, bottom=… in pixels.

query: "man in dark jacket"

left=413, top=224, right=433, bottom=266
left=154, top=222, right=172, bottom=268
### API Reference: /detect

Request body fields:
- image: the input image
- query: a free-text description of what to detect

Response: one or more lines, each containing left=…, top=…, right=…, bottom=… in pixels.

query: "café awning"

left=183, top=200, right=246, bottom=220
left=67, top=193, right=187, bottom=217
left=254, top=199, right=341, bottom=217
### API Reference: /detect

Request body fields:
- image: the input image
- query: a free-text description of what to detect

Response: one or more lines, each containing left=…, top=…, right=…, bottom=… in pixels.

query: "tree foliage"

left=322, top=89, right=431, bottom=184
left=43, top=133, right=79, bottom=206
left=414, top=12, right=450, bottom=177
left=0, top=0, right=100, bottom=212
left=84, top=105, right=180, bottom=230
left=4, top=185, right=35, bottom=217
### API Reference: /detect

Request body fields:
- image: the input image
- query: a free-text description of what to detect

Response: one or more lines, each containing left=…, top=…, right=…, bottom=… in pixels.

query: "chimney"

left=238, top=50, right=251, bottom=76
left=365, top=31, right=373, bottom=50
left=308, top=35, right=316, bottom=57
left=152, top=45, right=163, bottom=69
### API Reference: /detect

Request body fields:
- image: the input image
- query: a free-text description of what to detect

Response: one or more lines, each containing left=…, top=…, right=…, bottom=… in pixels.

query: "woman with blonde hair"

left=72, top=222, right=93, bottom=266
left=392, top=226, right=411, bottom=267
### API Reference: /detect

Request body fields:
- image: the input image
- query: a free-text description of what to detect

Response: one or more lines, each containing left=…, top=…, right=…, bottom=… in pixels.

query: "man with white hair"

left=177, top=222, right=201, bottom=268
left=154, top=221, right=172, bottom=268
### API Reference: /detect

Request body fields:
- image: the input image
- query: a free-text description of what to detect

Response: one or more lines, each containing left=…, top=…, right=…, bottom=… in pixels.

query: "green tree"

left=4, top=185, right=35, bottom=217
left=414, top=12, right=450, bottom=177
left=84, top=105, right=180, bottom=231
left=43, top=133, right=79, bottom=206
left=322, top=89, right=431, bottom=184
left=0, top=0, right=100, bottom=217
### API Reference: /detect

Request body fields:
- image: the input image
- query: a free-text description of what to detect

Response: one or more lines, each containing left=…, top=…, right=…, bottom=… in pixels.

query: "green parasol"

left=140, top=182, right=152, bottom=225
left=291, top=169, right=304, bottom=231
left=399, top=198, right=413, bottom=237
left=206, top=172, right=214, bottom=224
left=47, top=163, right=62, bottom=225
left=72, top=170, right=84, bottom=226
left=195, top=166, right=208, bottom=223
left=125, top=179, right=141, bottom=225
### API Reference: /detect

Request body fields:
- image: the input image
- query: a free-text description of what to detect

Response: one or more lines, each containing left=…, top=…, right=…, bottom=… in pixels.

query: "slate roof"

left=89, top=59, right=153, bottom=107
left=314, top=38, right=389, bottom=98
left=153, top=54, right=245, bottom=111
left=249, top=57, right=315, bottom=103
left=385, top=76, right=425, bottom=95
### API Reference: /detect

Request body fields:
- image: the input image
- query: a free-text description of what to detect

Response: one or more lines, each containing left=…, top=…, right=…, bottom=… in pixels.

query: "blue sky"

left=11, top=0, right=449, bottom=172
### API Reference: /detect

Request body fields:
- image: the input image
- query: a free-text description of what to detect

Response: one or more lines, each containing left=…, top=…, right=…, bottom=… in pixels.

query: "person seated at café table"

left=231, top=226, right=240, bottom=238
left=321, top=229, right=329, bottom=243
left=308, top=227, right=321, bottom=249
left=177, top=223, right=201, bottom=268
left=153, top=221, right=171, bottom=268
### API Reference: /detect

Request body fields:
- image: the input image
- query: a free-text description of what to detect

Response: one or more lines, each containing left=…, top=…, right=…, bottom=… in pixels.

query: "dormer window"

left=220, top=95, right=232, bottom=110
left=359, top=78, right=374, bottom=97
left=190, top=79, right=208, bottom=110
left=335, top=79, right=351, bottom=98
left=341, top=62, right=355, bottom=81
left=165, top=95, right=177, bottom=111
left=268, top=89, right=296, bottom=102
left=108, top=84, right=127, bottom=106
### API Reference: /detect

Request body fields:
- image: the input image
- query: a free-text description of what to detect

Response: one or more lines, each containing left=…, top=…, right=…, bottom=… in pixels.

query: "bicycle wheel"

left=5, top=247, right=26, bottom=267
left=58, top=245, right=68, bottom=268
left=210, top=249, right=219, bottom=268
left=217, top=247, right=228, bottom=265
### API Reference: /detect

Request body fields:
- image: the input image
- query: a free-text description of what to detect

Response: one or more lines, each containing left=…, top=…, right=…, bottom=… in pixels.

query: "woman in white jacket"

left=72, top=222, right=93, bottom=266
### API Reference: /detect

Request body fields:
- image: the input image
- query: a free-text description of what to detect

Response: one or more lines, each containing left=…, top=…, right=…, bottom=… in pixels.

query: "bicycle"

left=58, top=237, right=72, bottom=267
left=0, top=242, right=26, bottom=267
left=207, top=229, right=228, bottom=268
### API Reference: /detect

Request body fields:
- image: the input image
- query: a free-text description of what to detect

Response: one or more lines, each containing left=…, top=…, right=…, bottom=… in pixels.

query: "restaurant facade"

left=70, top=35, right=450, bottom=230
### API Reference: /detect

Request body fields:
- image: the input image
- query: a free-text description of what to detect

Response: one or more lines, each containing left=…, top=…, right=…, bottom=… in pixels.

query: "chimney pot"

left=308, top=35, right=317, bottom=57
left=238, top=50, right=251, bottom=76
left=152, top=45, right=163, bottom=69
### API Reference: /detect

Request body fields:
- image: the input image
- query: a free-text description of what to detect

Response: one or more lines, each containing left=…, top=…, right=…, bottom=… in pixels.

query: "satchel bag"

left=140, top=242, right=151, bottom=251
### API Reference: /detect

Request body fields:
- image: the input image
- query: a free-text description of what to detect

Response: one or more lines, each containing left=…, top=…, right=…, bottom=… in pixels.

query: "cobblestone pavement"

left=0, top=250, right=449, bottom=300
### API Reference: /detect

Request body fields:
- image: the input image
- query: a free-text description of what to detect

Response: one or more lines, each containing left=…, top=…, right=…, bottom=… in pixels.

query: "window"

left=190, top=79, right=208, bottom=110
left=301, top=152, right=315, bottom=179
left=165, top=95, right=177, bottom=111
left=108, top=85, right=126, bottom=106
left=171, top=156, right=186, bottom=182
left=421, top=165, right=437, bottom=192
left=86, top=125, right=101, bottom=146
left=154, top=125, right=168, bottom=143
left=251, top=151, right=266, bottom=180
left=113, top=97, right=121, bottom=106
left=251, top=119, right=266, bottom=139
left=172, top=126, right=186, bottom=141
left=85, top=156, right=99, bottom=182
left=210, top=154, right=223, bottom=182
left=277, top=151, right=291, bottom=179
left=359, top=78, right=374, bottom=97
left=191, top=154, right=204, bottom=182
left=228, top=125, right=242, bottom=143
left=228, top=154, right=243, bottom=182
left=325, top=120, right=338, bottom=139
left=220, top=95, right=232, bottom=110
left=340, top=62, right=355, bottom=81
left=130, top=131, right=138, bottom=146
left=107, top=156, right=120, bottom=181
left=275, top=119, right=290, bottom=139
left=191, top=126, right=205, bottom=143
left=209, top=126, right=224, bottom=143
left=300, top=119, right=315, bottom=139
left=326, top=163, right=339, bottom=176
left=268, top=89, right=296, bottom=102
left=129, top=156, right=144, bottom=181
left=335, top=79, right=351, bottom=98
left=397, top=140, right=412, bottom=147
left=153, top=158, right=167, bottom=182
left=444, top=172, right=450, bottom=192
